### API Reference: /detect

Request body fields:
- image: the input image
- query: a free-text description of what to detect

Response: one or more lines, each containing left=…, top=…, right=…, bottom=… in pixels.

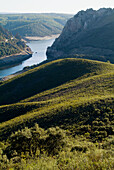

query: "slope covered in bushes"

left=0, top=58, right=113, bottom=169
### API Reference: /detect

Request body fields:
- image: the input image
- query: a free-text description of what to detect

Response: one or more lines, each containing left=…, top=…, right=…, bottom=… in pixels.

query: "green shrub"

left=5, top=124, right=67, bottom=159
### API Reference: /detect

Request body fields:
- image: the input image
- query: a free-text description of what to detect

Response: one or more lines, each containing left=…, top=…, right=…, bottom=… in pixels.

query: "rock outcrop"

left=46, top=8, right=114, bottom=63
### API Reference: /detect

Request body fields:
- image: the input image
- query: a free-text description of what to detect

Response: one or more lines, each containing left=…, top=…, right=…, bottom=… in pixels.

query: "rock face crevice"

left=46, top=8, right=114, bottom=62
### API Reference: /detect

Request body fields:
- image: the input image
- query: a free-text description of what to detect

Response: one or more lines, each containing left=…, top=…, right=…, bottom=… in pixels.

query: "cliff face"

left=46, top=8, right=114, bottom=62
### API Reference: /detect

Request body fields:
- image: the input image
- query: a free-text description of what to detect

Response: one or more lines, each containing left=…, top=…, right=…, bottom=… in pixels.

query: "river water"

left=0, top=38, right=55, bottom=78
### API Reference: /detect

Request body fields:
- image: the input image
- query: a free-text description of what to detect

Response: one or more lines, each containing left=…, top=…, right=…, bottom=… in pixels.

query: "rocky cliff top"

left=46, top=8, right=114, bottom=63
left=54, top=8, right=114, bottom=45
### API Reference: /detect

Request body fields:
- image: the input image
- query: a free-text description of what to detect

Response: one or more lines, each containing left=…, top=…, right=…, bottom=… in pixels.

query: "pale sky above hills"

left=0, top=0, right=114, bottom=14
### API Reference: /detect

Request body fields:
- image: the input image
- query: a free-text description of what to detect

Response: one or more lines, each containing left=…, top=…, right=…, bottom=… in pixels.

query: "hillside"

left=0, top=58, right=114, bottom=169
left=0, top=13, right=72, bottom=38
left=0, top=58, right=113, bottom=105
left=47, top=8, right=114, bottom=63
left=0, top=25, right=32, bottom=68
left=0, top=58, right=113, bottom=125
left=0, top=25, right=32, bottom=58
left=0, top=25, right=12, bottom=41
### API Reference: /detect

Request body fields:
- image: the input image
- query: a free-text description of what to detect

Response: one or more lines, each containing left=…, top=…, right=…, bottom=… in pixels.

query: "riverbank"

left=0, top=47, right=32, bottom=70
left=0, top=37, right=55, bottom=80
left=0, top=35, right=58, bottom=70
left=25, top=34, right=60, bottom=41
left=0, top=69, right=27, bottom=81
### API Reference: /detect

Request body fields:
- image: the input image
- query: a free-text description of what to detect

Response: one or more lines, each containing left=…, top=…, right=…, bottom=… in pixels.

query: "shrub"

left=5, top=124, right=67, bottom=159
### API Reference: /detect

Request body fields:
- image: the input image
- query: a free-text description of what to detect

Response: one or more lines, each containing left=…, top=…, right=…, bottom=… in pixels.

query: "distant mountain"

left=0, top=13, right=72, bottom=37
left=46, top=8, right=114, bottom=63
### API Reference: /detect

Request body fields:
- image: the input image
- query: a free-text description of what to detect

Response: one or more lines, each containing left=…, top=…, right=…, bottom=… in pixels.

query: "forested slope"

left=0, top=13, right=72, bottom=37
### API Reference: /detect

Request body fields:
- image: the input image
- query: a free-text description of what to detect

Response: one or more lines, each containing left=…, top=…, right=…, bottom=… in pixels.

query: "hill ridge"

left=0, top=58, right=113, bottom=105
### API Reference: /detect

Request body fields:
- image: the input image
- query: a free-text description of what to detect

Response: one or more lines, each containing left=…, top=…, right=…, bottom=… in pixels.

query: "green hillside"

left=0, top=25, right=11, bottom=40
left=0, top=25, right=27, bottom=57
left=0, top=58, right=114, bottom=169
left=0, top=58, right=113, bottom=130
left=0, top=58, right=113, bottom=105
left=0, top=13, right=72, bottom=37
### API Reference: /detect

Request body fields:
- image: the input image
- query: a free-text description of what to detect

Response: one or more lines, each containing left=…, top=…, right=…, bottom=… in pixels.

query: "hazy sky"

left=0, top=0, right=114, bottom=14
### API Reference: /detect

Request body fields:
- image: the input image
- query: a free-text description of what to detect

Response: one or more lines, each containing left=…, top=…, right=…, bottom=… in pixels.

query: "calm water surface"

left=0, top=38, right=55, bottom=78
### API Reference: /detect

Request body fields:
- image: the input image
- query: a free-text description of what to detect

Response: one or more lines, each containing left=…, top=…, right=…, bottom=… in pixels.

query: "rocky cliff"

left=46, top=8, right=114, bottom=63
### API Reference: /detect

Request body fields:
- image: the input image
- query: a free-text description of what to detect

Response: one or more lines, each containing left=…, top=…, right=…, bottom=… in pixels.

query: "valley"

left=0, top=8, right=114, bottom=170
left=0, top=38, right=55, bottom=78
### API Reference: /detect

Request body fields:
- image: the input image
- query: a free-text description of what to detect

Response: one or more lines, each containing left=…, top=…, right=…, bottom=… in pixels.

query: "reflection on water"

left=0, top=39, right=55, bottom=78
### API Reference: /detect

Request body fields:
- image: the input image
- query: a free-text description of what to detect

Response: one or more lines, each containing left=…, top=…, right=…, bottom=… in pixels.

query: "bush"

left=5, top=124, right=67, bottom=159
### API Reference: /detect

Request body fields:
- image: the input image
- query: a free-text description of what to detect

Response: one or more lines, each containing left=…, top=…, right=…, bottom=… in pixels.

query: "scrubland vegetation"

left=0, top=58, right=114, bottom=169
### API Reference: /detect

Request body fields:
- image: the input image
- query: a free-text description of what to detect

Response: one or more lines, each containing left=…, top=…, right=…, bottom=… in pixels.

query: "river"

left=0, top=38, right=55, bottom=78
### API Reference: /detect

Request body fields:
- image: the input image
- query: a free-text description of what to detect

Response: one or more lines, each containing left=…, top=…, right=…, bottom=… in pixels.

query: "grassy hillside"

left=0, top=58, right=113, bottom=105
left=0, top=58, right=113, bottom=129
left=0, top=58, right=113, bottom=169
left=0, top=13, right=72, bottom=37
